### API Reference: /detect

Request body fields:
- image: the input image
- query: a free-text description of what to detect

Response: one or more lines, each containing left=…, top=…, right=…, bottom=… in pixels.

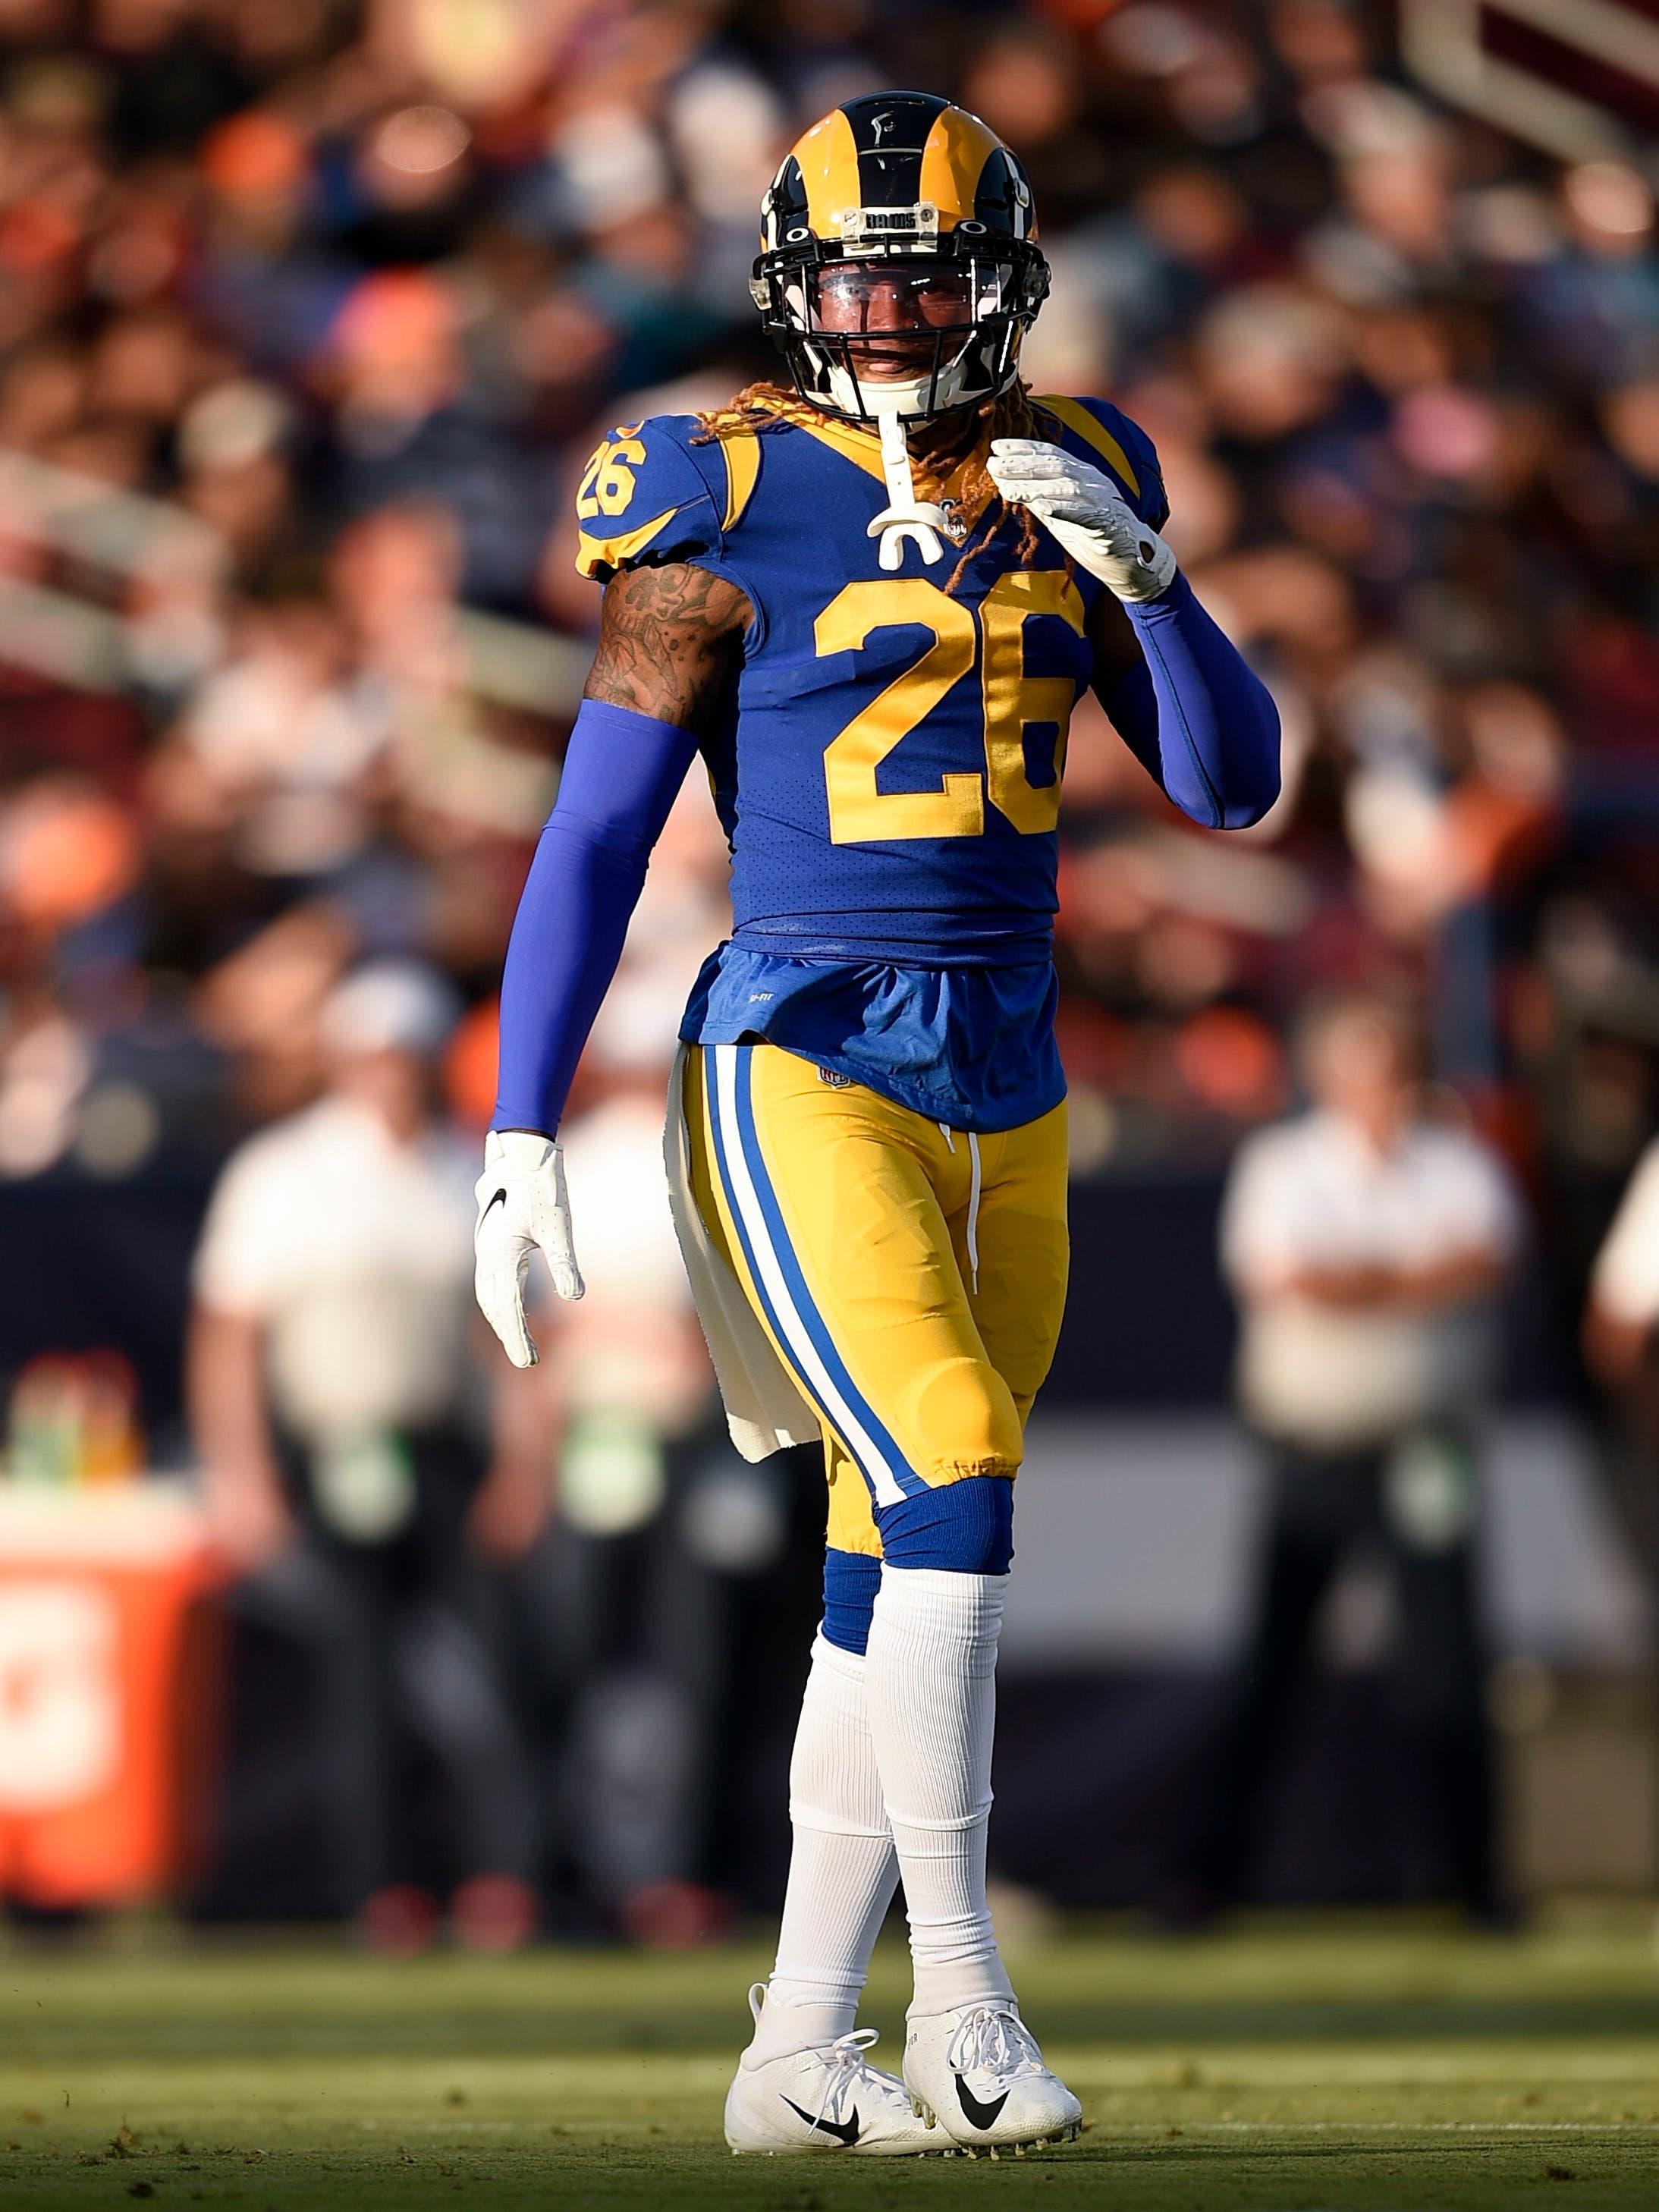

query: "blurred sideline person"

left=534, top=1060, right=721, bottom=1939
left=1585, top=1140, right=1659, bottom=1588
left=507, top=784, right=828, bottom=1943
left=188, top=961, right=551, bottom=1950
left=534, top=1060, right=825, bottom=1945
left=1163, top=991, right=1522, bottom=1924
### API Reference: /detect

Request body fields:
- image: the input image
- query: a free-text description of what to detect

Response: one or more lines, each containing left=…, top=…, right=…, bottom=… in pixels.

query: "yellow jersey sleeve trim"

left=719, top=429, right=762, bottom=530
left=1032, top=394, right=1140, bottom=501
left=573, top=504, right=681, bottom=580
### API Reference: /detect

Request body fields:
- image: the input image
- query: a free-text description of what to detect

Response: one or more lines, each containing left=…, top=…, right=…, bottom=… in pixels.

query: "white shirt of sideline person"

left=1222, top=998, right=1522, bottom=1452
left=195, top=1091, right=476, bottom=1445
left=189, top=962, right=554, bottom=1570
left=548, top=1081, right=712, bottom=1431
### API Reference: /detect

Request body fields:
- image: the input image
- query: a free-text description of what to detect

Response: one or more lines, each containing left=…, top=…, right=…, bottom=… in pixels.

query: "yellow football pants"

left=680, top=1042, right=1069, bottom=1559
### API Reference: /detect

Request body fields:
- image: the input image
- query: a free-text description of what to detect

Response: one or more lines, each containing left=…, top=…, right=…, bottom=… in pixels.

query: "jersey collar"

left=752, top=392, right=989, bottom=514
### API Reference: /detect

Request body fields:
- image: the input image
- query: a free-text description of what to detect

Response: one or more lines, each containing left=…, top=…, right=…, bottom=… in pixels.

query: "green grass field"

left=2, top=1916, right=1658, bottom=2210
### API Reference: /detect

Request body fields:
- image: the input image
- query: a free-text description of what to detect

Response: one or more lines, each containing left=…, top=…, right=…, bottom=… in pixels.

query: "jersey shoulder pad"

left=1031, top=394, right=1169, bottom=529
left=573, top=413, right=737, bottom=582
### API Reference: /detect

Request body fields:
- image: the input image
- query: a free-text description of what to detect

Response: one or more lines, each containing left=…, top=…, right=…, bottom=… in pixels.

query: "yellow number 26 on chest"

left=815, top=571, right=1086, bottom=845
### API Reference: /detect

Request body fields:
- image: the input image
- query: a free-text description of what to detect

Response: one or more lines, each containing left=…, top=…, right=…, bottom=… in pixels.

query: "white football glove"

left=987, top=438, right=1177, bottom=602
left=473, top=1129, right=583, bottom=1368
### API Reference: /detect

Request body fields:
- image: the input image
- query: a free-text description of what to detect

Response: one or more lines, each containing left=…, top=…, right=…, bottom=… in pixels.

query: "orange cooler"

left=0, top=1484, right=218, bottom=1906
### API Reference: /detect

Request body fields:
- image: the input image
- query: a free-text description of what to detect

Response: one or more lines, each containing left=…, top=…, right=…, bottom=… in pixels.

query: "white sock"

left=863, top=1566, right=1016, bottom=2019
left=745, top=1633, right=899, bottom=2065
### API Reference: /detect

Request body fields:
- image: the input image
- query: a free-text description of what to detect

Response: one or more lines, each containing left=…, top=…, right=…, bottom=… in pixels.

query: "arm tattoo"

left=583, top=561, right=750, bottom=736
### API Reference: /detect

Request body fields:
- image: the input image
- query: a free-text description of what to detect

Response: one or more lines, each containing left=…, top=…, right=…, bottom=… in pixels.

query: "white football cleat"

left=725, top=1990, right=944, bottom=2157
left=903, top=2000, right=1082, bottom=2152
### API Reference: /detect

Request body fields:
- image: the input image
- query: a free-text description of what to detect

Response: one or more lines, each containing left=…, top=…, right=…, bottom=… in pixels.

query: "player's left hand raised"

left=988, top=438, right=1177, bottom=603
left=473, top=1130, right=584, bottom=1368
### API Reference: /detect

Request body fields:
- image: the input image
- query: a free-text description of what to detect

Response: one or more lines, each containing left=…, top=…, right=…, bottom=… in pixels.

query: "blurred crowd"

left=0, top=0, right=1654, bottom=1207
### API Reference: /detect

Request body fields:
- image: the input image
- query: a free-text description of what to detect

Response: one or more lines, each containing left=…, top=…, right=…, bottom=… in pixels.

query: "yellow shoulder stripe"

left=1032, top=394, right=1139, bottom=501
left=573, top=505, right=680, bottom=580
left=719, top=429, right=761, bottom=529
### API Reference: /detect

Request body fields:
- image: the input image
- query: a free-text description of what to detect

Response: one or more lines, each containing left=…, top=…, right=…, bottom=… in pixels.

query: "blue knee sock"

left=876, top=1474, right=1014, bottom=1574
left=821, top=1479, right=1015, bottom=1654
left=822, top=1549, right=882, bottom=1655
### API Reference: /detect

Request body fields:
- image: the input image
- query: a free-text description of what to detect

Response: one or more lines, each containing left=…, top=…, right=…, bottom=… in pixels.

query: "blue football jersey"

left=573, top=391, right=1167, bottom=1129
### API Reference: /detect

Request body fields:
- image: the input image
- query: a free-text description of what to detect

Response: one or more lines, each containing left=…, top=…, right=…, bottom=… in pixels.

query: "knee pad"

left=822, top=1547, right=882, bottom=1654
left=875, top=1475, right=1014, bottom=1575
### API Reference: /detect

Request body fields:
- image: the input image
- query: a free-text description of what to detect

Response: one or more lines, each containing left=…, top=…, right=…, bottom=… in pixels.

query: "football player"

left=476, top=92, right=1279, bottom=2155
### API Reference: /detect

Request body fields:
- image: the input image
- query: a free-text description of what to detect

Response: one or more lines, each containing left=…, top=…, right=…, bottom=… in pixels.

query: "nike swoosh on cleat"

left=954, top=2077, right=1010, bottom=2130
left=781, top=2097, right=859, bottom=2146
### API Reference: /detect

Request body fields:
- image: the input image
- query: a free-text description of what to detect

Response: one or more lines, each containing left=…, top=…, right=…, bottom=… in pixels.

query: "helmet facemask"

left=752, top=226, right=1049, bottom=426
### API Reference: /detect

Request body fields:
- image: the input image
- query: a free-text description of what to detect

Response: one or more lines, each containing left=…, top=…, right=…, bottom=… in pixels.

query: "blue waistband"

left=731, top=919, right=1054, bottom=969
left=680, top=943, right=1065, bottom=1135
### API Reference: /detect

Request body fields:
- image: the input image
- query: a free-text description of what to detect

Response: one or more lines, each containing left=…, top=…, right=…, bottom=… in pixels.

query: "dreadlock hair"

left=691, top=378, right=1055, bottom=596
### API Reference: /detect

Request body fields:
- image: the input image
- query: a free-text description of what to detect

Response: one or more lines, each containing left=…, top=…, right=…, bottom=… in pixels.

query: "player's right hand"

left=473, top=1130, right=584, bottom=1368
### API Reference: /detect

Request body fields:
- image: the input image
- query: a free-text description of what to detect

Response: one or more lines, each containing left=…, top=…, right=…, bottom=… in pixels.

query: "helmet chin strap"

left=868, top=406, right=950, bottom=570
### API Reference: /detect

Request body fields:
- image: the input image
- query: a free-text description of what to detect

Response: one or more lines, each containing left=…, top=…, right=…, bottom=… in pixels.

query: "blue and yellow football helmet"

left=751, top=90, right=1050, bottom=425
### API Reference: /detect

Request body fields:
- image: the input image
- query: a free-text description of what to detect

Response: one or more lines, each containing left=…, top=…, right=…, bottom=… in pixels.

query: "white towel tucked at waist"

left=663, top=1044, right=819, bottom=1463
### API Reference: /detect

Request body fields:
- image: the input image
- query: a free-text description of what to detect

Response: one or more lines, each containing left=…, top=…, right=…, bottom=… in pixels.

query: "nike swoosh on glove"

left=987, top=438, right=1177, bottom=602
left=473, top=1129, right=583, bottom=1368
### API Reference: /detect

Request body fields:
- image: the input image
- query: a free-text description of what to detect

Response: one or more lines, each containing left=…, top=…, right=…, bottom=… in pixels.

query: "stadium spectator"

left=187, top=958, right=550, bottom=1949
left=1161, top=988, right=1522, bottom=1921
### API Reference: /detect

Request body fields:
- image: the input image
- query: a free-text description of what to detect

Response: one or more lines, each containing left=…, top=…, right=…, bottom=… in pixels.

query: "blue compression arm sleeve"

left=490, top=699, right=698, bottom=1134
left=1104, top=571, right=1281, bottom=829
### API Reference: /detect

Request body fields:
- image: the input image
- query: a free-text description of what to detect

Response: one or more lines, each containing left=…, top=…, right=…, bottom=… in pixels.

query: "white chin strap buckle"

left=868, top=409, right=947, bottom=570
